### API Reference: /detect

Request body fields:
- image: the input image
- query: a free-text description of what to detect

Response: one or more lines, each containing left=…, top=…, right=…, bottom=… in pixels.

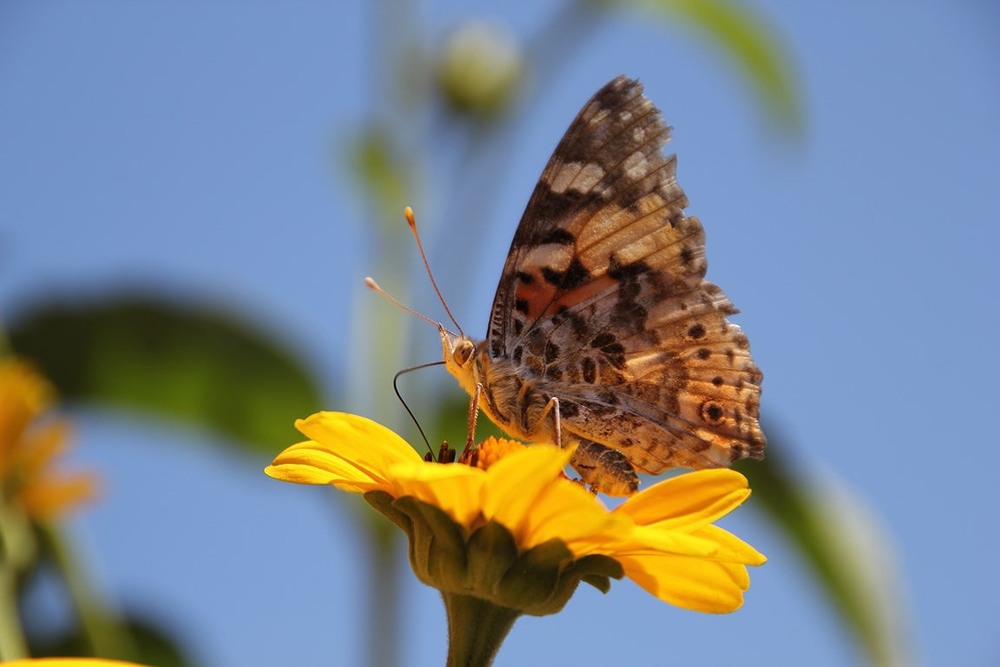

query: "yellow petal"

left=621, top=524, right=723, bottom=558
left=20, top=472, right=99, bottom=519
left=480, top=445, right=572, bottom=544
left=690, top=524, right=768, bottom=565
left=0, top=359, right=53, bottom=455
left=616, top=469, right=751, bottom=531
left=267, top=413, right=422, bottom=492
left=614, top=521, right=767, bottom=564
left=389, top=459, right=485, bottom=528
left=19, top=420, right=72, bottom=477
left=617, top=552, right=752, bottom=613
left=295, top=412, right=422, bottom=466
left=517, top=479, right=626, bottom=554
left=266, top=440, right=391, bottom=492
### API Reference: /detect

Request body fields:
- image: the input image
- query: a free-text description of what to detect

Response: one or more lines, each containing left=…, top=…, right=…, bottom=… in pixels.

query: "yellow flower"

left=0, top=358, right=97, bottom=520
left=267, top=412, right=764, bottom=612
left=268, top=412, right=765, bottom=665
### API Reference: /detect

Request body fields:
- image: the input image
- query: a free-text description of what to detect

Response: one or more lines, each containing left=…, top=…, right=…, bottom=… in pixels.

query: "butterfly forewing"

left=464, top=75, right=764, bottom=493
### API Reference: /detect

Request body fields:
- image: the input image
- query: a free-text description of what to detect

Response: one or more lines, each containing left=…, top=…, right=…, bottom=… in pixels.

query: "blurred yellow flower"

left=266, top=411, right=765, bottom=614
left=0, top=358, right=97, bottom=520
left=3, top=660, right=150, bottom=667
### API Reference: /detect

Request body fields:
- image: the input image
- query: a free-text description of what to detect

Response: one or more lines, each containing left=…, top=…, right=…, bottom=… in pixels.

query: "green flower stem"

left=0, top=504, right=32, bottom=660
left=0, top=561, right=28, bottom=660
left=40, top=522, right=136, bottom=659
left=441, top=593, right=521, bottom=667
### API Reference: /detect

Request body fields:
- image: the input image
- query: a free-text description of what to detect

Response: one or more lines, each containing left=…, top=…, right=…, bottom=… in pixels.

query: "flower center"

left=460, top=437, right=525, bottom=470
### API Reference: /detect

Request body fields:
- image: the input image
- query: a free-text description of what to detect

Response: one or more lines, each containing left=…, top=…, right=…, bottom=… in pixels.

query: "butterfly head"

left=439, top=325, right=478, bottom=395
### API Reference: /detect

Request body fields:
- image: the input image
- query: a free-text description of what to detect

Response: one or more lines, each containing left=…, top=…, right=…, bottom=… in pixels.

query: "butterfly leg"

left=524, top=396, right=638, bottom=495
left=551, top=397, right=562, bottom=449
left=522, top=395, right=564, bottom=448
left=462, top=383, right=483, bottom=455
left=571, top=440, right=640, bottom=497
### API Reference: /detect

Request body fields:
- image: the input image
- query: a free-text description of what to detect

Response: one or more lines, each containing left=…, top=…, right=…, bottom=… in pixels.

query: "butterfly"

left=440, top=75, right=765, bottom=495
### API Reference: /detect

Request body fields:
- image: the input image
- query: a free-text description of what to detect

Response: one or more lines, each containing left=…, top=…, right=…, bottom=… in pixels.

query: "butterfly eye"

left=454, top=339, right=475, bottom=366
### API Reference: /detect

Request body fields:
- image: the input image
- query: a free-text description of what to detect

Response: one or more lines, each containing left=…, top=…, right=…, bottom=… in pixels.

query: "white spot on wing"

left=623, top=150, right=649, bottom=180
left=574, top=162, right=605, bottom=193
left=549, top=161, right=580, bottom=194
left=523, top=243, right=573, bottom=271
left=589, top=107, right=611, bottom=126
left=549, top=161, right=605, bottom=194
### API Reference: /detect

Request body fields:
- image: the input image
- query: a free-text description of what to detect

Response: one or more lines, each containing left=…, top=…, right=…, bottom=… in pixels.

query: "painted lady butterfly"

left=441, top=75, right=765, bottom=495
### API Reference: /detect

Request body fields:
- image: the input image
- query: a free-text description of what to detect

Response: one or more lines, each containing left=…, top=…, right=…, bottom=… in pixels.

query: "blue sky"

left=2, top=2, right=998, bottom=665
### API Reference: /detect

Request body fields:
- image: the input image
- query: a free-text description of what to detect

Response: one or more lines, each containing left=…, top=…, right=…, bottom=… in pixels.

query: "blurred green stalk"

left=0, top=505, right=31, bottom=660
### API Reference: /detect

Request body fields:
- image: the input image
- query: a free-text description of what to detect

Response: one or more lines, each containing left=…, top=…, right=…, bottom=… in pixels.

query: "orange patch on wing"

left=544, top=275, right=617, bottom=318
left=514, top=271, right=560, bottom=320
left=514, top=273, right=618, bottom=321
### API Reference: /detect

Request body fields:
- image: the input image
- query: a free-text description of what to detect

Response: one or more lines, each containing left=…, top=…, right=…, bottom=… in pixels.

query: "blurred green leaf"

left=27, top=611, right=194, bottom=667
left=740, top=433, right=912, bottom=666
left=8, top=296, right=324, bottom=456
left=602, top=0, right=801, bottom=133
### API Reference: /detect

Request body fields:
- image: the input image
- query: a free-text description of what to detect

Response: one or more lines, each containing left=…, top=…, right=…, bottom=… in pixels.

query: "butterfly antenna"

left=364, top=277, right=442, bottom=329
left=405, top=206, right=465, bottom=337
left=393, top=361, right=445, bottom=459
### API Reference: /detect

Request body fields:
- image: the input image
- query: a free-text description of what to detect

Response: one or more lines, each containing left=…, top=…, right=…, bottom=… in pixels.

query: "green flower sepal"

left=365, top=490, right=624, bottom=667
left=365, top=490, right=624, bottom=614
